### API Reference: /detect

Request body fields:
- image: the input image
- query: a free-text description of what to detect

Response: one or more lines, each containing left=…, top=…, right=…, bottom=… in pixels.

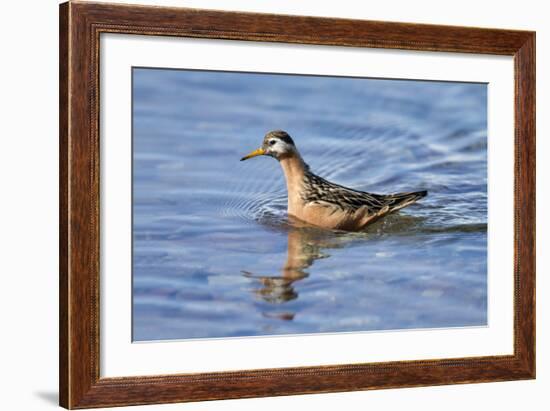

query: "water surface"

left=132, top=68, right=487, bottom=341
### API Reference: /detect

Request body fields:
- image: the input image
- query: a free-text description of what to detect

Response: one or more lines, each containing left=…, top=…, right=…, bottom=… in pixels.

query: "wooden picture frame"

left=59, top=1, right=535, bottom=408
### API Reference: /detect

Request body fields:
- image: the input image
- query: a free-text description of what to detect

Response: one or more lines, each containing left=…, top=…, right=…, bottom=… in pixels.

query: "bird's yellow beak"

left=240, top=148, right=265, bottom=161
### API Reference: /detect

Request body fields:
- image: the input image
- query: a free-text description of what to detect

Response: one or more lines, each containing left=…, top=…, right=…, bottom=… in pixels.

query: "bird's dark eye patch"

left=269, top=140, right=276, bottom=146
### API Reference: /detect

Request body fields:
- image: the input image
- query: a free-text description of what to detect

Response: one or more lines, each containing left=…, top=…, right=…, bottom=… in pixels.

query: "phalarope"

left=241, top=130, right=427, bottom=231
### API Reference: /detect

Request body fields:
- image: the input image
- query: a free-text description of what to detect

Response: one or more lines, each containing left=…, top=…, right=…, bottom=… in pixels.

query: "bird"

left=240, top=130, right=427, bottom=231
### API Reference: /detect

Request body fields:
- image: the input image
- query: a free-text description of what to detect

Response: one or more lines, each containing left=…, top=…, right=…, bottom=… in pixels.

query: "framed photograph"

left=59, top=1, right=535, bottom=408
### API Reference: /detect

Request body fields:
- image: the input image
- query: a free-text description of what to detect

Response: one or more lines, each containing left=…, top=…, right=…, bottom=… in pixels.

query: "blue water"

left=132, top=68, right=487, bottom=341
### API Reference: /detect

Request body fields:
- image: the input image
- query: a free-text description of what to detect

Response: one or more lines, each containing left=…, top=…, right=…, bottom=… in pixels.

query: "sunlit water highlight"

left=132, top=68, right=487, bottom=341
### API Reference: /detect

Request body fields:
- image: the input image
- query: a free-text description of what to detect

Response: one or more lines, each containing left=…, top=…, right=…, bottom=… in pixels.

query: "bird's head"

left=240, top=130, right=297, bottom=161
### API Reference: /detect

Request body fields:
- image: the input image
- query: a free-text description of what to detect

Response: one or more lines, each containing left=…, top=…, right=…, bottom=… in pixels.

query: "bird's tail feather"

left=384, top=190, right=427, bottom=212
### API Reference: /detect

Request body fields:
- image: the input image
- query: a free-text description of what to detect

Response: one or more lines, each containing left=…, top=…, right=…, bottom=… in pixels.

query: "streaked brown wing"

left=301, top=172, right=385, bottom=213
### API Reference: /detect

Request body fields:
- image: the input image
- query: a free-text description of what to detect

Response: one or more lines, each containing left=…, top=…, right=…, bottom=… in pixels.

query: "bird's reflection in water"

left=242, top=214, right=427, bottom=321
left=242, top=218, right=351, bottom=321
